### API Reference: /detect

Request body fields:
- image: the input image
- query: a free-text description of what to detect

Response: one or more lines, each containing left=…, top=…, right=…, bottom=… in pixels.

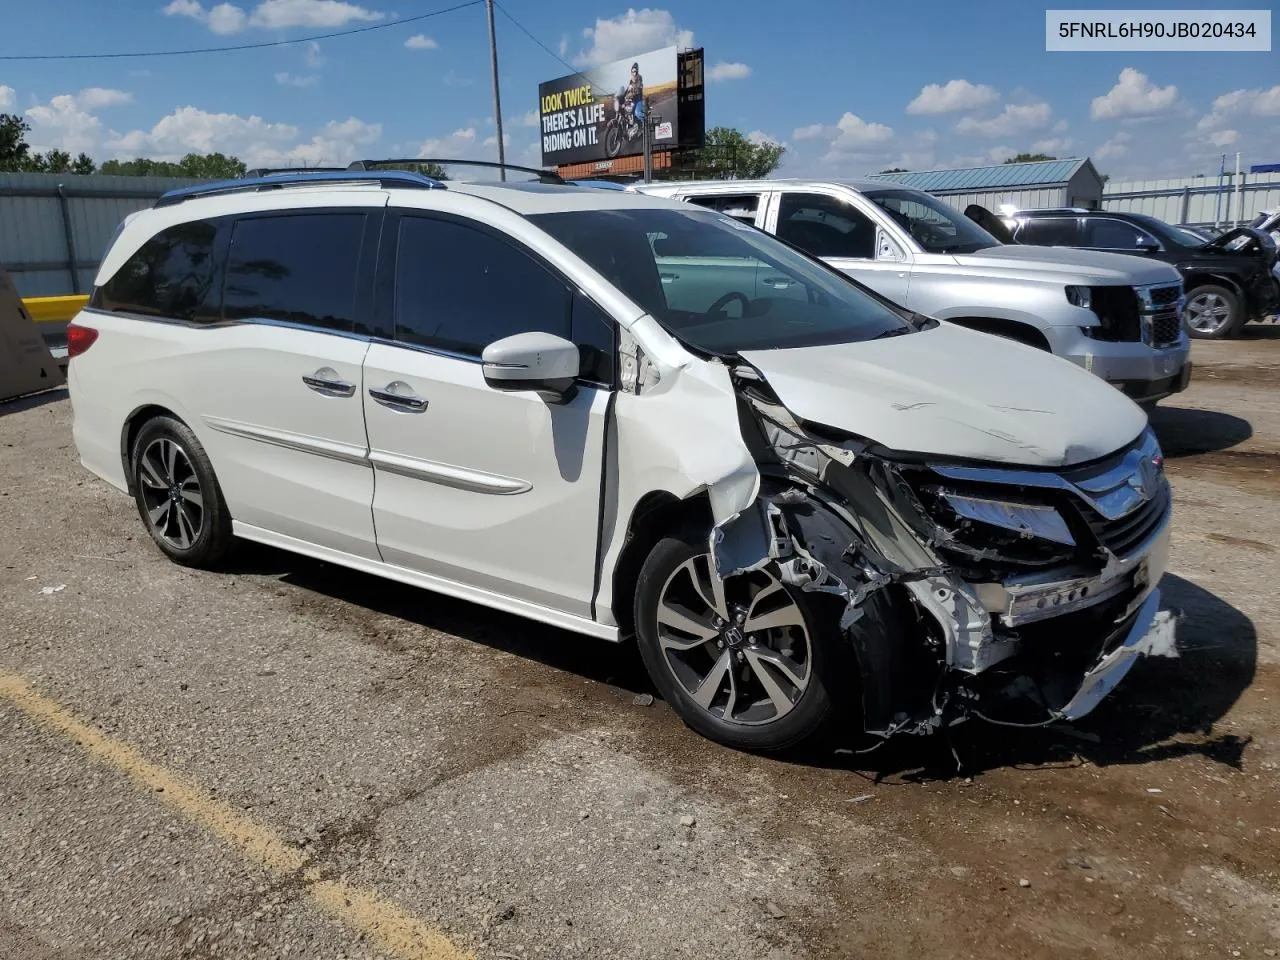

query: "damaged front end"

left=712, top=362, right=1175, bottom=742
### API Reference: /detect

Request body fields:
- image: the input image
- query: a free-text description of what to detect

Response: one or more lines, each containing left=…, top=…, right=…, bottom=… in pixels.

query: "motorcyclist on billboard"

left=614, top=62, right=644, bottom=132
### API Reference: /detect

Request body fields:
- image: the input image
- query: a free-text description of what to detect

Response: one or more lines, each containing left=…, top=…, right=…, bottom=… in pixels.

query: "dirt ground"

left=2, top=327, right=1278, bottom=960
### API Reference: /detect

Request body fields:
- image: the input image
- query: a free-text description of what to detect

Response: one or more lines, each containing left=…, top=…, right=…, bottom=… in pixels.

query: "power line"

left=0, top=0, right=484, bottom=61
left=493, top=1, right=579, bottom=77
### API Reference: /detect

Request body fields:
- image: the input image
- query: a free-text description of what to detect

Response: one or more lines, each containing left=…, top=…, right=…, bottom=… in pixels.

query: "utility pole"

left=642, top=111, right=653, bottom=183
left=485, top=0, right=506, bottom=180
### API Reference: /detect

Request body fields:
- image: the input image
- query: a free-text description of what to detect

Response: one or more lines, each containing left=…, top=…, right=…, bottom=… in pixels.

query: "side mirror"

left=1138, top=240, right=1161, bottom=253
left=481, top=331, right=580, bottom=403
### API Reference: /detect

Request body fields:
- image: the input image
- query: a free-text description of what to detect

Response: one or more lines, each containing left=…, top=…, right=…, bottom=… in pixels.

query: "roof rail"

left=1016, top=206, right=1092, bottom=214
left=243, top=165, right=350, bottom=177
left=348, top=158, right=566, bottom=184
left=154, top=169, right=447, bottom=207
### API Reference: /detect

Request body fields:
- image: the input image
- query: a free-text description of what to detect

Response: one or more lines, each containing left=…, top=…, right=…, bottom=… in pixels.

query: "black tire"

left=605, top=122, right=622, bottom=158
left=633, top=527, right=857, bottom=753
left=1183, top=283, right=1244, bottom=339
left=130, top=415, right=233, bottom=568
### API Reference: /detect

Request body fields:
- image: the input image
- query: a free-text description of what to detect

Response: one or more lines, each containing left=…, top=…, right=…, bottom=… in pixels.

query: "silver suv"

left=633, top=179, right=1192, bottom=408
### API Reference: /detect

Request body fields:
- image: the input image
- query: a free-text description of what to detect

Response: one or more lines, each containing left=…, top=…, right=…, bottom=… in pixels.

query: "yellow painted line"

left=0, top=672, right=473, bottom=960
left=22, top=294, right=90, bottom=323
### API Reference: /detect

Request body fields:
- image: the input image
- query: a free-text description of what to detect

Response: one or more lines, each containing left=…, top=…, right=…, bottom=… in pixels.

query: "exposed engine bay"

left=708, top=360, right=1177, bottom=742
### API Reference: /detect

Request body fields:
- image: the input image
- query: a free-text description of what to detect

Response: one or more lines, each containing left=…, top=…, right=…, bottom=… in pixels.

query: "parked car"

left=66, top=168, right=1173, bottom=754
left=632, top=179, right=1191, bottom=408
left=1001, top=207, right=1280, bottom=339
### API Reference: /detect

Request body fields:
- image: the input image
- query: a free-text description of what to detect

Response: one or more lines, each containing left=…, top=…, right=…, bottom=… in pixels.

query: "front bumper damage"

left=714, top=365, right=1175, bottom=742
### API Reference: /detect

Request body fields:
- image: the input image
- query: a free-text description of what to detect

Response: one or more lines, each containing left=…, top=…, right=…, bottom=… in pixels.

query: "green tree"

left=1003, top=152, right=1057, bottom=164
left=100, top=152, right=247, bottom=178
left=0, top=113, right=36, bottom=171
left=679, top=126, right=786, bottom=180
left=72, top=153, right=96, bottom=175
left=878, top=167, right=908, bottom=173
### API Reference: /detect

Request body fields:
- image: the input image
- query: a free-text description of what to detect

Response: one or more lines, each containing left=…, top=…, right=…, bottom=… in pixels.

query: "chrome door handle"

left=762, top=276, right=794, bottom=288
left=369, top=381, right=428, bottom=412
left=302, top=368, right=356, bottom=397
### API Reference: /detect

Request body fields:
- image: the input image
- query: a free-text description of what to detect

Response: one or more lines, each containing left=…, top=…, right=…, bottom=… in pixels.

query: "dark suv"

left=1002, top=208, right=1279, bottom=339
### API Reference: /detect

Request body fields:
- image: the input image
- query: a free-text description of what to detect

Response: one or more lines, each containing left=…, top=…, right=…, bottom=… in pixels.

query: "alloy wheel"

left=1185, top=291, right=1232, bottom=334
left=137, top=437, right=204, bottom=550
left=654, top=555, right=812, bottom=726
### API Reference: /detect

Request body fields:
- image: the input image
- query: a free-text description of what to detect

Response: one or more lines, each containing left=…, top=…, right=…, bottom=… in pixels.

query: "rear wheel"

left=1184, top=284, right=1243, bottom=339
left=634, top=529, right=855, bottom=753
left=130, top=416, right=233, bottom=568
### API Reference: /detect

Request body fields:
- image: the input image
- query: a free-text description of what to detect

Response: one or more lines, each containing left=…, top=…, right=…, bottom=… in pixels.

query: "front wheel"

left=1184, top=284, right=1243, bottom=339
left=604, top=121, right=622, bottom=158
left=633, top=530, right=854, bottom=753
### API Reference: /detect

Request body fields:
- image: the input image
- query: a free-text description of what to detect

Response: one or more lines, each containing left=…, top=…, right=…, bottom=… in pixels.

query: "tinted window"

left=572, top=293, right=616, bottom=385
left=1084, top=218, right=1158, bottom=249
left=863, top=188, right=1001, bottom=253
left=685, top=193, right=760, bottom=224
left=777, top=193, right=876, bottom=259
left=1015, top=217, right=1079, bottom=246
left=96, top=219, right=221, bottom=322
left=531, top=207, right=913, bottom=356
left=223, top=212, right=366, bottom=333
left=394, top=216, right=570, bottom=356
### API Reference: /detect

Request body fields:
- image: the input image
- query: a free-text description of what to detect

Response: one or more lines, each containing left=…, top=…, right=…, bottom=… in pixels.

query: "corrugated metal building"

left=866, top=158, right=1105, bottom=216
left=1102, top=170, right=1280, bottom=227
left=0, top=172, right=206, bottom=297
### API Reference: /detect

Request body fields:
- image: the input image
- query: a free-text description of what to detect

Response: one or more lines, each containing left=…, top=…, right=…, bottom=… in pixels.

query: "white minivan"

left=66, top=166, right=1174, bottom=754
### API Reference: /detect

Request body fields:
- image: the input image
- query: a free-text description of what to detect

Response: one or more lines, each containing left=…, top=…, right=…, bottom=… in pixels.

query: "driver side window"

left=776, top=193, right=876, bottom=260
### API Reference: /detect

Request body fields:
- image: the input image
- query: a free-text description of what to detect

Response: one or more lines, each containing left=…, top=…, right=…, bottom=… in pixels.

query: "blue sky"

left=1, top=0, right=1276, bottom=181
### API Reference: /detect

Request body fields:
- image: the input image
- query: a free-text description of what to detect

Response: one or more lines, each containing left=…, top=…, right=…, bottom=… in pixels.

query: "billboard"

left=538, top=45, right=680, bottom=167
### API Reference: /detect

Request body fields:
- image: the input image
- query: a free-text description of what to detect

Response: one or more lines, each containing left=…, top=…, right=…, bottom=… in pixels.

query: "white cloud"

left=747, top=130, right=782, bottom=147
left=906, top=79, right=998, bottom=115
left=76, top=88, right=133, bottom=109
left=305, top=41, right=326, bottom=67
left=414, top=126, right=483, bottom=160
left=162, top=0, right=381, bottom=34
left=792, top=122, right=830, bottom=141
left=987, top=145, right=1016, bottom=162
left=576, top=8, right=692, bottom=66
left=442, top=69, right=473, bottom=87
left=1209, top=129, right=1239, bottom=147
left=1090, top=68, right=1178, bottom=119
left=405, top=34, right=438, bottom=50
left=249, top=0, right=382, bottom=29
left=1095, top=131, right=1132, bottom=159
left=0, top=85, right=16, bottom=109
left=24, top=95, right=104, bottom=155
left=707, top=61, right=751, bottom=82
left=516, top=109, right=540, bottom=128
left=107, top=106, right=300, bottom=161
left=955, top=102, right=1052, bottom=137
left=275, top=72, right=319, bottom=87
left=558, top=36, right=569, bottom=58
left=1211, top=84, right=1280, bottom=116
left=1030, top=136, right=1074, bottom=154
left=208, top=3, right=249, bottom=33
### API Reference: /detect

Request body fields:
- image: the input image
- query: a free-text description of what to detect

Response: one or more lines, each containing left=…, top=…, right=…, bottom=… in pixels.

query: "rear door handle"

left=302, top=368, right=356, bottom=397
left=369, top=381, right=428, bottom=412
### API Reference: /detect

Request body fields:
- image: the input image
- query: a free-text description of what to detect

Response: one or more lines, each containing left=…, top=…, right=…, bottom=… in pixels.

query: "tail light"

left=66, top=322, right=99, bottom=358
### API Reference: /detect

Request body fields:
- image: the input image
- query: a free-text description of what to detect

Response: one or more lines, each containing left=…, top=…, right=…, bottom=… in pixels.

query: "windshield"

left=529, top=207, right=914, bottom=355
left=862, top=188, right=1002, bottom=253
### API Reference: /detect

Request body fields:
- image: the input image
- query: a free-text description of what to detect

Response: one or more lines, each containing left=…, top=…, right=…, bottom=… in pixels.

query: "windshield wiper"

left=870, top=326, right=913, bottom=340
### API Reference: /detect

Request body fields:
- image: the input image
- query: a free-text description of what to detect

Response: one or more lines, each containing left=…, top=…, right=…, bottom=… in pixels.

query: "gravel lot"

left=2, top=329, right=1278, bottom=960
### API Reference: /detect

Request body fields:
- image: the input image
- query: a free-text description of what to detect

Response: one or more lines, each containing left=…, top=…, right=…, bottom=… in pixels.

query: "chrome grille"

left=1084, top=479, right=1170, bottom=557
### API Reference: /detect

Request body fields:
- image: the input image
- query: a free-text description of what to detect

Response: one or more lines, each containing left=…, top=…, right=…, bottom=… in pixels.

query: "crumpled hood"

left=740, top=322, right=1148, bottom=468
left=960, top=244, right=1182, bottom=286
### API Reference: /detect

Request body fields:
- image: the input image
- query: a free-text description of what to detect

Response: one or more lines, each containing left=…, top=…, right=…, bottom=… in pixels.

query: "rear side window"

left=1084, top=218, right=1158, bottom=250
left=776, top=193, right=876, bottom=259
left=684, top=193, right=760, bottom=225
left=95, top=219, right=221, bottom=322
left=223, top=212, right=367, bottom=333
left=1015, top=217, right=1079, bottom=246
left=394, top=216, right=571, bottom=356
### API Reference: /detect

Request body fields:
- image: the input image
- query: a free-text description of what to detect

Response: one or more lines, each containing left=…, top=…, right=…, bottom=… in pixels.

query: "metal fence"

left=1101, top=171, right=1280, bottom=228
left=0, top=172, right=206, bottom=298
